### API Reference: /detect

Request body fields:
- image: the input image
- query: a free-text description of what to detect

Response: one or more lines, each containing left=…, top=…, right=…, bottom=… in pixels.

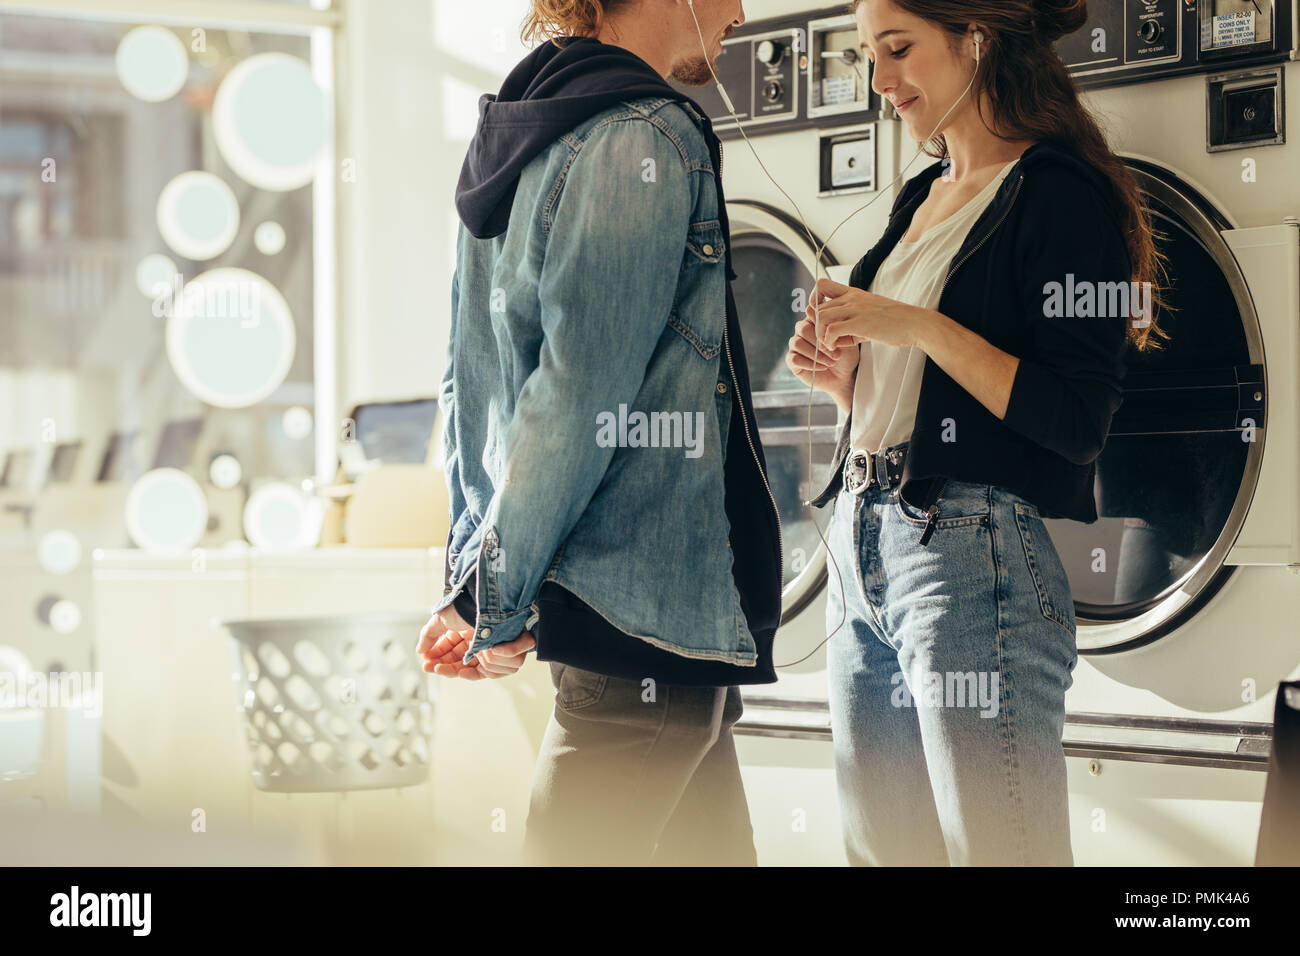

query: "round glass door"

left=1045, top=161, right=1267, bottom=652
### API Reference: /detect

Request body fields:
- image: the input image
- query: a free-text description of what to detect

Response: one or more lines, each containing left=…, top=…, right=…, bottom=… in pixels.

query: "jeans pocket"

left=555, top=663, right=608, bottom=712
left=1012, top=503, right=1076, bottom=637
left=892, top=483, right=990, bottom=530
left=894, top=493, right=929, bottom=523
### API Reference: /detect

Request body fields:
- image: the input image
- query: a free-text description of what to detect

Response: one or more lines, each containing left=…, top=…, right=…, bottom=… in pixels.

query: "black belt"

left=842, top=443, right=908, bottom=495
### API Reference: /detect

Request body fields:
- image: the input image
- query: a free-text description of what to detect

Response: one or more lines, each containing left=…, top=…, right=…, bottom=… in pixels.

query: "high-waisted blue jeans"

left=824, top=453, right=1078, bottom=866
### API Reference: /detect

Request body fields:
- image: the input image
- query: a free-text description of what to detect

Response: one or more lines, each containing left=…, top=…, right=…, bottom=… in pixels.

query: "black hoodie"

left=458, top=38, right=689, bottom=239
left=448, top=37, right=784, bottom=687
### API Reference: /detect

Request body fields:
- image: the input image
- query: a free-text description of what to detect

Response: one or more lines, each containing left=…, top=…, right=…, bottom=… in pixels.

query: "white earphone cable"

left=685, top=0, right=983, bottom=665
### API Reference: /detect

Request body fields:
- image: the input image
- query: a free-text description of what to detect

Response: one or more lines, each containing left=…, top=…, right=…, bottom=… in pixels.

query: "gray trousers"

left=521, top=662, right=758, bottom=866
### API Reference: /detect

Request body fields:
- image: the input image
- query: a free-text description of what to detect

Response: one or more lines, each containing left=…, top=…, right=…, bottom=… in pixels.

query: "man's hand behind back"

left=416, top=604, right=535, bottom=680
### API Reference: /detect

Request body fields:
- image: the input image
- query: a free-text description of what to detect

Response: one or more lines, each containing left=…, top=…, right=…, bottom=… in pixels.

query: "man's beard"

left=668, top=52, right=714, bottom=87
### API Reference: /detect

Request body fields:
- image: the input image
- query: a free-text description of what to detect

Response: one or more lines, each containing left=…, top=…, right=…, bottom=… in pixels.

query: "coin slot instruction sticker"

left=1211, top=11, right=1256, bottom=48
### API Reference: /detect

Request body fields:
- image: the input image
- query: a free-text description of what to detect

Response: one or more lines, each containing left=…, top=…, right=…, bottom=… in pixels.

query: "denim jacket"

left=436, top=91, right=782, bottom=673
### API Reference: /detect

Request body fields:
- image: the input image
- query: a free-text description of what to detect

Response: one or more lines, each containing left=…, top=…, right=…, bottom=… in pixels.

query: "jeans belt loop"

left=874, top=452, right=891, bottom=490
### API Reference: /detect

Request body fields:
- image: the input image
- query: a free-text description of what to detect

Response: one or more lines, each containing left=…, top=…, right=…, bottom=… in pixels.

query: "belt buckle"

left=844, top=450, right=874, bottom=495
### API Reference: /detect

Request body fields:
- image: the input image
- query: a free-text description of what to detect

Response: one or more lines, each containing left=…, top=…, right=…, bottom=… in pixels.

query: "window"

left=0, top=5, right=334, bottom=544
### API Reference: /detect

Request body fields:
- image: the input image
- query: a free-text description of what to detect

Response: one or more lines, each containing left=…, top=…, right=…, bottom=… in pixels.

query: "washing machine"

left=675, top=0, right=1300, bottom=866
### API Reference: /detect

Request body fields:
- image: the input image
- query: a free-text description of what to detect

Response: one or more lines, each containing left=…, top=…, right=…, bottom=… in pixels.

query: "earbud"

left=973, top=30, right=984, bottom=62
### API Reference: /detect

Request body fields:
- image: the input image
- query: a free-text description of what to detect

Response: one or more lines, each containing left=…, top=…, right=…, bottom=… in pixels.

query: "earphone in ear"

left=973, top=29, right=984, bottom=62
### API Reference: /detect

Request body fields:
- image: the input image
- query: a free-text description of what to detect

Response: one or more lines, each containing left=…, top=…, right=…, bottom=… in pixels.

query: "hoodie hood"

left=455, top=36, right=711, bottom=240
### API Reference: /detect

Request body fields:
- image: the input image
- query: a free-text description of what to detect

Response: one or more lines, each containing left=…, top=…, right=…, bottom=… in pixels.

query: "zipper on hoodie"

left=912, top=171, right=1024, bottom=548
left=723, top=303, right=784, bottom=611
left=712, top=128, right=782, bottom=606
left=938, top=172, right=1024, bottom=301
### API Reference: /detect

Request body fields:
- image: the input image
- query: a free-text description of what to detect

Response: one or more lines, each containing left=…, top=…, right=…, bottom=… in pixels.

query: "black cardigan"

left=811, top=139, right=1133, bottom=521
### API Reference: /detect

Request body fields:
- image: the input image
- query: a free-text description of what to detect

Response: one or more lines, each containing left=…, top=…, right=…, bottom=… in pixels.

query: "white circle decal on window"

left=156, top=172, right=240, bottom=261
left=136, top=253, right=178, bottom=298
left=124, top=467, right=209, bottom=554
left=254, top=221, right=286, bottom=255
left=213, top=53, right=326, bottom=191
left=244, top=482, right=323, bottom=551
left=37, top=530, right=82, bottom=575
left=116, top=26, right=188, bottom=103
left=165, top=267, right=296, bottom=408
left=209, top=454, right=243, bottom=489
left=281, top=406, right=313, bottom=440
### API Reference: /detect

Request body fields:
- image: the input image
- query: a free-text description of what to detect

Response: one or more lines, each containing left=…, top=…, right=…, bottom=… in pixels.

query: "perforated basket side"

left=222, top=612, right=435, bottom=793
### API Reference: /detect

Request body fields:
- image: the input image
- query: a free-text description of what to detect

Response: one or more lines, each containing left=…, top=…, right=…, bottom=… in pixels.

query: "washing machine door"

left=726, top=200, right=842, bottom=629
left=1046, top=160, right=1267, bottom=652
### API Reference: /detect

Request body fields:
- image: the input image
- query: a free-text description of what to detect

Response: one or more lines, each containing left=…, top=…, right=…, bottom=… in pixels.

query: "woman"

left=784, top=0, right=1169, bottom=865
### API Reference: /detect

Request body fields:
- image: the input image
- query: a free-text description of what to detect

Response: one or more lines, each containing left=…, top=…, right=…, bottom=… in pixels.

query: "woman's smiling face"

left=856, top=0, right=973, bottom=141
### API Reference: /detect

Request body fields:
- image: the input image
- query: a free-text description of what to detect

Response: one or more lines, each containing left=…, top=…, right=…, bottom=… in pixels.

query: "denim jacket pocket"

left=669, top=219, right=726, bottom=360
left=684, top=219, right=726, bottom=265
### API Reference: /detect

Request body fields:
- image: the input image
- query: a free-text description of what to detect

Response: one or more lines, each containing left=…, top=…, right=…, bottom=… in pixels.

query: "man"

left=415, top=0, right=782, bottom=866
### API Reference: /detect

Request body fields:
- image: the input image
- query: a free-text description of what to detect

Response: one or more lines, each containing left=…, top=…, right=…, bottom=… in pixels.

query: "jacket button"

left=716, top=382, right=726, bottom=394
left=480, top=626, right=491, bottom=638
left=702, top=243, right=714, bottom=255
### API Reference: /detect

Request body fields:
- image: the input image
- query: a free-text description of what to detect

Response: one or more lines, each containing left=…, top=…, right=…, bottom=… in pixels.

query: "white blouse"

left=847, top=158, right=1019, bottom=454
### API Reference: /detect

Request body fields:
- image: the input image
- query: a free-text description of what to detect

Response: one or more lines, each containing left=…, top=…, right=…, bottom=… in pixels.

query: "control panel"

left=670, top=8, right=878, bottom=138
left=667, top=1, right=1293, bottom=139
left=1056, top=0, right=1292, bottom=87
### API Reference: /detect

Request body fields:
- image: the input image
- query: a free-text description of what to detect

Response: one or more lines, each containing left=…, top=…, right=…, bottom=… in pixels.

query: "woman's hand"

left=785, top=314, right=859, bottom=411
left=808, top=277, right=929, bottom=351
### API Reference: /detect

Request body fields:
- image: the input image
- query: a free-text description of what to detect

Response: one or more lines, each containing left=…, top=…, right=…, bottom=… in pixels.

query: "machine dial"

left=756, top=39, right=785, bottom=65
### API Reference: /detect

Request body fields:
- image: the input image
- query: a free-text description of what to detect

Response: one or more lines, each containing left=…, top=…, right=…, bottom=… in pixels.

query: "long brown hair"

left=851, top=0, right=1170, bottom=351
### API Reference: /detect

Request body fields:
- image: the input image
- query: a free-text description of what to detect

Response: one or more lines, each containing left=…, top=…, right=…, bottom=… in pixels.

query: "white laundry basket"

left=217, top=611, right=435, bottom=792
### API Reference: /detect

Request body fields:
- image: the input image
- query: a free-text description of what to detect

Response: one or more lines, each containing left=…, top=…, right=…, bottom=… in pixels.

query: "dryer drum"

left=1053, top=163, right=1268, bottom=652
